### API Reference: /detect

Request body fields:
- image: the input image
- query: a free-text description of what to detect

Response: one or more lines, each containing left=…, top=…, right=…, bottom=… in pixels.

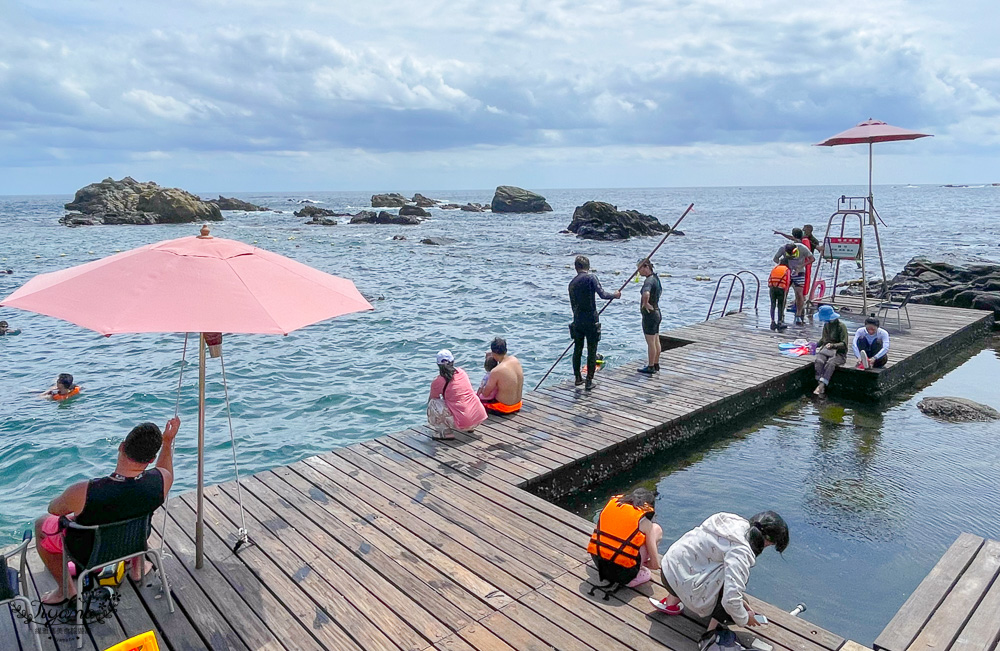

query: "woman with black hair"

left=650, top=511, right=789, bottom=632
left=427, top=349, right=487, bottom=440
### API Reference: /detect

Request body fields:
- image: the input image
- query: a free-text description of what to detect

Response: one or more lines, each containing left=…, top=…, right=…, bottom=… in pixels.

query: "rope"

left=219, top=347, right=250, bottom=552
left=159, top=333, right=189, bottom=560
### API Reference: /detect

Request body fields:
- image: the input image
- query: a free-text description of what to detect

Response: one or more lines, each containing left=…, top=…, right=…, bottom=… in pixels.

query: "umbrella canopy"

left=1, top=230, right=373, bottom=334
left=816, top=118, right=932, bottom=147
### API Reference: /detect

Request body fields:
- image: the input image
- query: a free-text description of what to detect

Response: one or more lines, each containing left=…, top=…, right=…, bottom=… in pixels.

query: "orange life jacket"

left=52, top=386, right=80, bottom=401
left=768, top=264, right=791, bottom=291
left=587, top=496, right=650, bottom=569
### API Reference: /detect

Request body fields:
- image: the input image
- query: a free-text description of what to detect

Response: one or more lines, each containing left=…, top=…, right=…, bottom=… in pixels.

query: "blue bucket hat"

left=816, top=304, right=840, bottom=322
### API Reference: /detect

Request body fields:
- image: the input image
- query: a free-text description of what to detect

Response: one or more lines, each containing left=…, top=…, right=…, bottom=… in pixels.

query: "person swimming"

left=0, top=320, right=21, bottom=336
left=44, top=373, right=80, bottom=401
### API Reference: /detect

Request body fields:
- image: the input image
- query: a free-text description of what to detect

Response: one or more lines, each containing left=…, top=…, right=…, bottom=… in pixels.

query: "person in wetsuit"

left=35, top=417, right=179, bottom=603
left=637, top=258, right=662, bottom=374
left=569, top=255, right=620, bottom=390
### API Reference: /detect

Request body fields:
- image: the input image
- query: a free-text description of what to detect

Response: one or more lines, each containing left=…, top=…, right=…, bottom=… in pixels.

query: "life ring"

left=809, top=279, right=827, bottom=302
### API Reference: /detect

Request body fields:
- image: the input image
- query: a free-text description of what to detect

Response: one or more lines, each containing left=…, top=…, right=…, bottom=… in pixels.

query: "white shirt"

left=852, top=327, right=890, bottom=360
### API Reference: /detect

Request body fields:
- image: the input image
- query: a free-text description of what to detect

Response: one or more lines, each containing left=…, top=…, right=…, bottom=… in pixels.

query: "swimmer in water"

left=0, top=320, right=21, bottom=336
left=43, top=373, right=80, bottom=400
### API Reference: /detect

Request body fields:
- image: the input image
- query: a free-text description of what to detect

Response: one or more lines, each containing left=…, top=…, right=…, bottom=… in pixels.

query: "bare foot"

left=42, top=587, right=73, bottom=605
left=129, top=558, right=153, bottom=581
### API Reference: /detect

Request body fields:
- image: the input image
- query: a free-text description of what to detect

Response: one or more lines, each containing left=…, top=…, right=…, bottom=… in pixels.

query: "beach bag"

left=427, top=398, right=455, bottom=436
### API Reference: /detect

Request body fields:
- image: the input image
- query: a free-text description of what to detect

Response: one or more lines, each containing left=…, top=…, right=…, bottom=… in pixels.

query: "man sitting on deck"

left=853, top=316, right=890, bottom=369
left=34, top=416, right=179, bottom=603
left=479, top=337, right=524, bottom=415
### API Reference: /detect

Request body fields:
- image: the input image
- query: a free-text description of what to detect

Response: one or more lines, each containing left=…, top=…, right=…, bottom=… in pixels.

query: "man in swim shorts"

left=479, top=337, right=524, bottom=414
left=636, top=258, right=662, bottom=374
left=35, top=416, right=179, bottom=603
left=773, top=242, right=814, bottom=325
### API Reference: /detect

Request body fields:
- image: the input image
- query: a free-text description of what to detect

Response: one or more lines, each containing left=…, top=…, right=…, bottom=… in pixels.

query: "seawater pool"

left=559, top=338, right=1000, bottom=645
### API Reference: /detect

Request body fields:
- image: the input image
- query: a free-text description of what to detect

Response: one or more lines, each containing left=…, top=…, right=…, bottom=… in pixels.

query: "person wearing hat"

left=428, top=349, right=488, bottom=439
left=813, top=305, right=849, bottom=396
left=636, top=258, right=662, bottom=374
left=773, top=241, right=814, bottom=325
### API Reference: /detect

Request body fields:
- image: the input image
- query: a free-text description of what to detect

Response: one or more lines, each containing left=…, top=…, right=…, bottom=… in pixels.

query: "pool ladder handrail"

left=705, top=270, right=761, bottom=322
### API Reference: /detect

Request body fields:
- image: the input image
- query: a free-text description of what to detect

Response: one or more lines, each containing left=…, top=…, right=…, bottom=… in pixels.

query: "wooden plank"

left=513, top=589, right=635, bottom=651
left=951, top=550, right=1000, bottom=651
left=498, top=599, right=605, bottom=651
left=907, top=539, right=1000, bottom=651
left=476, top=610, right=555, bottom=651
left=874, top=534, right=984, bottom=651
left=115, top=581, right=193, bottom=651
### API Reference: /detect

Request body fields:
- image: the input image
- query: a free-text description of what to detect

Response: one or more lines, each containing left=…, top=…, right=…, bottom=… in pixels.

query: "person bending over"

left=813, top=305, right=848, bottom=396
left=478, top=337, right=524, bottom=415
left=588, top=489, right=662, bottom=590
left=43, top=373, right=80, bottom=401
left=773, top=242, right=814, bottom=326
left=853, top=316, right=889, bottom=369
left=650, top=511, right=789, bottom=634
left=569, top=255, right=620, bottom=390
left=35, top=417, right=180, bottom=603
left=767, top=263, right=791, bottom=331
left=637, top=258, right=663, bottom=374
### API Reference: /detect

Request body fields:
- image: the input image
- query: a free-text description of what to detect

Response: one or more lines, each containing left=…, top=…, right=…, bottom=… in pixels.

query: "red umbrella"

left=816, top=118, right=932, bottom=199
left=1, top=225, right=373, bottom=567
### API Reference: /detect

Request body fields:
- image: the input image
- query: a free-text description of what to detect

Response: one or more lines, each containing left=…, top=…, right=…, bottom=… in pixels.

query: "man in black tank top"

left=34, top=416, right=179, bottom=604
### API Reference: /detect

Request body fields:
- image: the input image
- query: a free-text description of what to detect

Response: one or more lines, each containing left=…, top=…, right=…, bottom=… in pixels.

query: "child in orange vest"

left=767, top=264, right=791, bottom=331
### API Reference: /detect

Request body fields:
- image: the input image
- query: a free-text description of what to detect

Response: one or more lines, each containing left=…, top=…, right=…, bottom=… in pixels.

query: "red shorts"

left=39, top=515, right=64, bottom=554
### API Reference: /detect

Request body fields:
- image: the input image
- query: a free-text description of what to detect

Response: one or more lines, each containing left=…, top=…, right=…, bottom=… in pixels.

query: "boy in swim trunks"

left=35, top=417, right=179, bottom=603
left=478, top=337, right=524, bottom=414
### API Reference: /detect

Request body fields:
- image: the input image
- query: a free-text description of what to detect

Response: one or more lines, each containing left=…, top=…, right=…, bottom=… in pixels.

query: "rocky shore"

left=566, top=201, right=678, bottom=240
left=883, top=257, right=1000, bottom=319
left=207, top=196, right=269, bottom=211
left=61, top=177, right=222, bottom=226
left=491, top=186, right=551, bottom=213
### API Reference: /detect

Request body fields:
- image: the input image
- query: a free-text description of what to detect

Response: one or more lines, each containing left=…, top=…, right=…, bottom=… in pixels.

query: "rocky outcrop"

left=490, top=186, right=552, bottom=213
left=421, top=237, right=457, bottom=246
left=439, top=203, right=461, bottom=210
left=566, top=201, right=678, bottom=241
left=305, top=216, right=338, bottom=226
left=294, top=205, right=345, bottom=219
left=207, top=196, right=269, bottom=211
left=371, top=193, right=408, bottom=208
left=412, top=194, right=440, bottom=207
left=61, top=177, right=222, bottom=226
left=399, top=205, right=430, bottom=217
left=917, top=397, right=1000, bottom=422
left=881, top=257, right=1000, bottom=319
left=461, top=203, right=489, bottom=212
left=350, top=210, right=421, bottom=225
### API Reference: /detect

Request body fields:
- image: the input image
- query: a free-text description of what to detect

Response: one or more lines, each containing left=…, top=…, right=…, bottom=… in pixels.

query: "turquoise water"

left=562, top=341, right=1000, bottom=646
left=1, top=183, right=997, bottom=557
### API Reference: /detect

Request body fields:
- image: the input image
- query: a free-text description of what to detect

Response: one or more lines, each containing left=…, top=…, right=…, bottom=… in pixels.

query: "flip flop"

left=648, top=597, right=684, bottom=615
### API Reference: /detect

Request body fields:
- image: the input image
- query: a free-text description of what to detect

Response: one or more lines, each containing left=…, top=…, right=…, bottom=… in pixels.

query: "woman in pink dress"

left=428, top=349, right=488, bottom=439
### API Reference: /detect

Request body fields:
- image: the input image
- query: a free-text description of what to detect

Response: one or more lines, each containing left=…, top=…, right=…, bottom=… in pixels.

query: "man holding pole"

left=569, top=255, right=620, bottom=390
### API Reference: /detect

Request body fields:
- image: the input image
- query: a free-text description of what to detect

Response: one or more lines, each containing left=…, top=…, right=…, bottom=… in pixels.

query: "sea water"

left=0, top=185, right=998, bottom=638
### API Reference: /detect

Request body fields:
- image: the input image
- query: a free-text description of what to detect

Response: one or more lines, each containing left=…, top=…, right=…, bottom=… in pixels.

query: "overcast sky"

left=1, top=0, right=997, bottom=194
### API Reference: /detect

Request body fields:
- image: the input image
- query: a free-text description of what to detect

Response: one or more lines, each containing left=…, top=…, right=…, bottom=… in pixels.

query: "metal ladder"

left=706, top=270, right=761, bottom=321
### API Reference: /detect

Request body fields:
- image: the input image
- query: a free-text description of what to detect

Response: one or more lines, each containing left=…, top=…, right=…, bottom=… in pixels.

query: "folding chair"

left=61, top=514, right=174, bottom=648
left=874, top=290, right=912, bottom=330
left=1, top=532, right=44, bottom=651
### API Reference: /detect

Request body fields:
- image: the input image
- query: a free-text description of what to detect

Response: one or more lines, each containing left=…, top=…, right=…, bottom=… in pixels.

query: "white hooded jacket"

left=660, top=513, right=756, bottom=626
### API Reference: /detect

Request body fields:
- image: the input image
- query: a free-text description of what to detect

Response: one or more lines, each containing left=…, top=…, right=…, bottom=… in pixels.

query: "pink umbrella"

left=1, top=225, right=373, bottom=567
left=816, top=118, right=932, bottom=200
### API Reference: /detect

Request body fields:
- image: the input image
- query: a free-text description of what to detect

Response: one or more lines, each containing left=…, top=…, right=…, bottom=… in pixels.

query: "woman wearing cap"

left=650, top=511, right=789, bottom=635
left=427, top=349, right=488, bottom=439
left=813, top=304, right=849, bottom=396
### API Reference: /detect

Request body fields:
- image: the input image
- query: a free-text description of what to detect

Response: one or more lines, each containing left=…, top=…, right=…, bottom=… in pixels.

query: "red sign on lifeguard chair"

left=823, top=237, right=862, bottom=260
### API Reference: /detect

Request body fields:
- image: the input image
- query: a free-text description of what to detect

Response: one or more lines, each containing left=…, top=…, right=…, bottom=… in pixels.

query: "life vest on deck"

left=587, top=495, right=650, bottom=570
left=767, top=265, right=791, bottom=291
left=53, top=386, right=80, bottom=401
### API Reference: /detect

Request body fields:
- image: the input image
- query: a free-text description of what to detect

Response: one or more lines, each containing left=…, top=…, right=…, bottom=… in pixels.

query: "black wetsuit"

left=569, top=272, right=616, bottom=381
left=640, top=274, right=662, bottom=335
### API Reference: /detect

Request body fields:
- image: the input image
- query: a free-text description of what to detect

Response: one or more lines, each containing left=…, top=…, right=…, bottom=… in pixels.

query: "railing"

left=706, top=270, right=760, bottom=321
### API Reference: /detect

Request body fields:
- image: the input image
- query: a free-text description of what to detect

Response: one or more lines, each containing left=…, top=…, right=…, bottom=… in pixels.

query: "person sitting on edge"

left=478, top=337, right=524, bottom=415
left=479, top=353, right=499, bottom=393
left=853, top=316, right=890, bottom=370
left=773, top=241, right=814, bottom=325
left=650, top=511, right=789, bottom=635
left=428, top=350, right=488, bottom=439
left=35, top=416, right=180, bottom=604
left=587, top=489, right=662, bottom=589
left=767, top=262, right=791, bottom=332
left=813, top=304, right=849, bottom=396
left=43, top=373, right=80, bottom=401
left=637, top=258, right=663, bottom=374
left=569, top=255, right=620, bottom=390
left=0, top=320, right=21, bottom=336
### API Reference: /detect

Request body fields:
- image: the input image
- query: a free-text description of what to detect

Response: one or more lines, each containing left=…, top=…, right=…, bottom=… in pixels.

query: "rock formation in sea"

left=421, top=237, right=457, bottom=246
left=61, top=177, right=222, bottom=226
left=350, top=210, right=422, bottom=225
left=883, top=257, right=1000, bottom=319
left=399, top=205, right=430, bottom=217
left=566, top=201, right=679, bottom=241
left=304, top=216, right=338, bottom=226
left=490, top=186, right=552, bottom=213
left=294, top=205, right=345, bottom=219
left=371, top=193, right=408, bottom=208
left=461, top=203, right=489, bottom=212
left=412, top=194, right=440, bottom=207
left=207, top=196, right=269, bottom=211
left=917, top=397, right=1000, bottom=422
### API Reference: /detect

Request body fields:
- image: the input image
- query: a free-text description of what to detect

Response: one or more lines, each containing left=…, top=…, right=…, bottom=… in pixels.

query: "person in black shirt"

left=569, top=255, right=620, bottom=390
left=637, top=258, right=662, bottom=374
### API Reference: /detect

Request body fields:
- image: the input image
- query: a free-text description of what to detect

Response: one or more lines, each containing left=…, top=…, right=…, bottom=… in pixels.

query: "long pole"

left=533, top=203, right=694, bottom=391
left=195, top=333, right=206, bottom=569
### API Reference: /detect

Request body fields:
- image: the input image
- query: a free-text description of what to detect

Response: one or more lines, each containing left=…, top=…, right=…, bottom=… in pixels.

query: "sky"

left=0, top=0, right=998, bottom=194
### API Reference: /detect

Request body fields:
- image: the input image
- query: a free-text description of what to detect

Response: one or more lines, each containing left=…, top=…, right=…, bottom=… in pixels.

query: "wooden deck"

left=874, top=533, right=1000, bottom=651
left=4, top=301, right=993, bottom=651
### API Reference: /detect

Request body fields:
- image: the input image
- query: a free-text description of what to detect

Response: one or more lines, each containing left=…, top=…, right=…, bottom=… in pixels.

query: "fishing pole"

left=533, top=202, right=694, bottom=391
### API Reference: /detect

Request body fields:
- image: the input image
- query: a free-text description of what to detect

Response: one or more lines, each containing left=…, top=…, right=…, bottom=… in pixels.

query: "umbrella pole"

left=196, top=333, right=206, bottom=569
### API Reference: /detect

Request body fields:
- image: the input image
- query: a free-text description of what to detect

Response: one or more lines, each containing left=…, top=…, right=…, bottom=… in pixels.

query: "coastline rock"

left=874, top=257, right=1000, bottom=319
left=566, top=201, right=676, bottom=241
left=392, top=235, right=407, bottom=240
left=305, top=216, right=338, bottom=226
left=371, top=193, right=407, bottom=208
left=439, top=203, right=461, bottom=210
left=207, top=196, right=269, bottom=211
left=917, top=397, right=1000, bottom=422
left=491, top=186, right=552, bottom=213
left=399, top=205, right=430, bottom=217
left=460, top=203, right=489, bottom=212
left=412, top=193, right=440, bottom=207
left=350, top=210, right=421, bottom=225
left=294, top=205, right=345, bottom=218
left=421, top=237, right=457, bottom=246
left=61, top=177, right=222, bottom=226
